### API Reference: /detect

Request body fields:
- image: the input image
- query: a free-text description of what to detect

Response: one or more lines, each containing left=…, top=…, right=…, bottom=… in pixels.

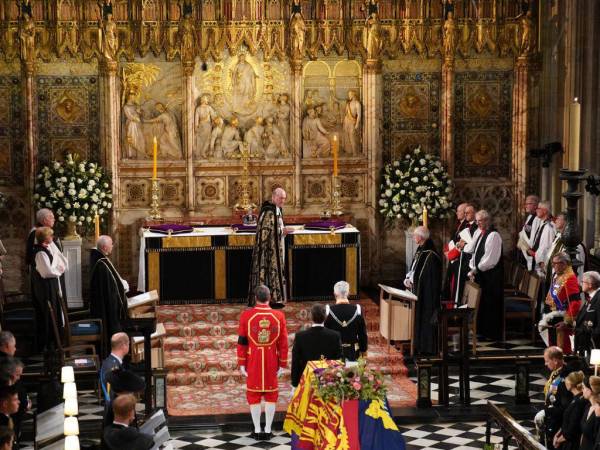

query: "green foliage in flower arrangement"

left=311, top=359, right=387, bottom=403
left=33, top=154, right=112, bottom=234
left=379, top=146, right=454, bottom=227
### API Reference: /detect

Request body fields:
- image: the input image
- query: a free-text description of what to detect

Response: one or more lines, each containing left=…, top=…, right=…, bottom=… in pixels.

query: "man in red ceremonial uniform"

left=237, top=285, right=288, bottom=441
left=538, top=252, right=582, bottom=353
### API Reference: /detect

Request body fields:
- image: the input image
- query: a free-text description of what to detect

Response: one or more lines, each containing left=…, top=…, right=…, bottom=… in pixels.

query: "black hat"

left=105, top=369, right=145, bottom=393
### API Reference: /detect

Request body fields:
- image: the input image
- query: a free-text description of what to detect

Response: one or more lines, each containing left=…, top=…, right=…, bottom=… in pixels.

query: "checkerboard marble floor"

left=158, top=419, right=537, bottom=450
left=409, top=373, right=546, bottom=405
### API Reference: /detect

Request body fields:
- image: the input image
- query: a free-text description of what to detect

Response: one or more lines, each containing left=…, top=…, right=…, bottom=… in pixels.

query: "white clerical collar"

left=110, top=353, right=123, bottom=364
left=113, top=421, right=129, bottom=428
left=312, top=323, right=324, bottom=327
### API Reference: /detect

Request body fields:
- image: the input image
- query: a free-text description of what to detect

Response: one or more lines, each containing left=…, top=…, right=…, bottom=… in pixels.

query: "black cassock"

left=31, top=245, right=65, bottom=348
left=411, top=239, right=442, bottom=355
left=247, top=201, right=286, bottom=307
left=27, top=228, right=67, bottom=351
left=89, top=249, right=127, bottom=350
left=473, top=229, right=504, bottom=341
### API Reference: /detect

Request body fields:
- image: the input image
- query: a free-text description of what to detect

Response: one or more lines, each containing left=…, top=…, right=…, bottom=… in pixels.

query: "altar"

left=137, top=225, right=360, bottom=304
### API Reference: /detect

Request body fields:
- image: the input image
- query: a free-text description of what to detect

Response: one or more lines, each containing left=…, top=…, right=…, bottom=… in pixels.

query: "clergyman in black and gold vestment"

left=403, top=226, right=442, bottom=355
left=247, top=188, right=289, bottom=308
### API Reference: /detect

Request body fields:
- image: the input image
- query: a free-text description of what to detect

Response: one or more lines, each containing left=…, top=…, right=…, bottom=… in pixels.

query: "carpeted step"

left=156, top=299, right=416, bottom=416
left=163, top=346, right=407, bottom=380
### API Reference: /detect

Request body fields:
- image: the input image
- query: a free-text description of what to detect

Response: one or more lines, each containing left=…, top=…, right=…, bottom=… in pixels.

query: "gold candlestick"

left=329, top=174, right=343, bottom=216
left=149, top=178, right=162, bottom=220
left=233, top=143, right=258, bottom=212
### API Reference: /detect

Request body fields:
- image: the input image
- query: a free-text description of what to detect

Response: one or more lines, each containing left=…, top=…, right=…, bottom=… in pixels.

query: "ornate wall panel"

left=262, top=175, right=293, bottom=202
left=121, top=178, right=150, bottom=208
left=0, top=75, right=23, bottom=184
left=382, top=71, right=441, bottom=162
left=195, top=177, right=226, bottom=206
left=453, top=182, right=514, bottom=246
left=35, top=75, right=100, bottom=166
left=227, top=175, right=260, bottom=206
left=303, top=175, right=331, bottom=205
left=453, top=71, right=513, bottom=179
left=159, top=178, right=186, bottom=207
left=339, top=174, right=364, bottom=203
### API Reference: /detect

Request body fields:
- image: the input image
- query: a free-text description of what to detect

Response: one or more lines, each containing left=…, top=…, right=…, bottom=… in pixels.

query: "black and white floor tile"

left=408, top=373, right=546, bottom=405
left=159, top=420, right=537, bottom=450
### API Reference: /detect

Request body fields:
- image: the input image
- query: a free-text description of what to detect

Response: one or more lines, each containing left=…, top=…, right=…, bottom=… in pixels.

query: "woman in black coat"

left=578, top=376, right=600, bottom=450
left=553, top=371, right=586, bottom=450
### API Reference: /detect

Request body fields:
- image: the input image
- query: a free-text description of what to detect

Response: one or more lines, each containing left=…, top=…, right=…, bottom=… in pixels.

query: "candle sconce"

left=585, top=174, right=600, bottom=196
left=530, top=142, right=563, bottom=168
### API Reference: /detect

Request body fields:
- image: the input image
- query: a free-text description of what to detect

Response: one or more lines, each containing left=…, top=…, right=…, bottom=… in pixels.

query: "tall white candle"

left=569, top=98, right=580, bottom=170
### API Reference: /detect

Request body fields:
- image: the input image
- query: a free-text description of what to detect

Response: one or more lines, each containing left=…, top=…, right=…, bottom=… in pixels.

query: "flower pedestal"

left=62, top=227, right=83, bottom=309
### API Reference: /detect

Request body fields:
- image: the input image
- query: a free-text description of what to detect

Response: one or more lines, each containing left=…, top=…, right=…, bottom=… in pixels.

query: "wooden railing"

left=486, top=403, right=545, bottom=450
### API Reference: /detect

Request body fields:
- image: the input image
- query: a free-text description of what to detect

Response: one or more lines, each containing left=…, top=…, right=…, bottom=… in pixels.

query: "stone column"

left=99, top=60, right=120, bottom=236
left=290, top=60, right=303, bottom=208
left=182, top=61, right=195, bottom=213
left=511, top=56, right=530, bottom=233
left=22, top=61, right=36, bottom=209
left=363, top=59, right=382, bottom=283
left=440, top=58, right=454, bottom=176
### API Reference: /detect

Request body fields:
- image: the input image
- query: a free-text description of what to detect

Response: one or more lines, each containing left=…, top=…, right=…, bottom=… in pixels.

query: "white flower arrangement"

left=379, top=146, right=454, bottom=226
left=34, top=154, right=112, bottom=233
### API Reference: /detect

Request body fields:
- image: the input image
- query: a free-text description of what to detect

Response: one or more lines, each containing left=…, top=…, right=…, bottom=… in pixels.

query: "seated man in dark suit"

left=291, top=304, right=342, bottom=388
left=100, top=332, right=130, bottom=403
left=0, top=333, right=16, bottom=361
left=0, top=386, right=19, bottom=435
left=104, top=394, right=154, bottom=450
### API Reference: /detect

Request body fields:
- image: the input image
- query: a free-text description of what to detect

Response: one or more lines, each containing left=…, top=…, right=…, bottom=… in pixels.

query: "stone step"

left=163, top=348, right=407, bottom=377
left=165, top=363, right=408, bottom=387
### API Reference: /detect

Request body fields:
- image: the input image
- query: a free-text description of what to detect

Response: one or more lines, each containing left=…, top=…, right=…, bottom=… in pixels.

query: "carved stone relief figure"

left=290, top=11, right=306, bottom=59
left=244, top=116, right=265, bottom=156
left=342, top=90, right=361, bottom=156
left=123, top=92, right=146, bottom=159
left=209, top=117, right=225, bottom=159
left=230, top=53, right=257, bottom=113
left=259, top=92, right=278, bottom=120
left=517, top=10, right=534, bottom=56
left=264, top=116, right=287, bottom=159
left=194, top=94, right=217, bottom=158
left=222, top=117, right=244, bottom=158
left=364, top=12, right=382, bottom=59
left=101, top=13, right=118, bottom=60
left=145, top=103, right=183, bottom=159
left=179, top=13, right=195, bottom=62
left=276, top=93, right=290, bottom=148
left=302, top=107, right=330, bottom=158
left=442, top=11, right=457, bottom=58
left=19, top=13, right=35, bottom=62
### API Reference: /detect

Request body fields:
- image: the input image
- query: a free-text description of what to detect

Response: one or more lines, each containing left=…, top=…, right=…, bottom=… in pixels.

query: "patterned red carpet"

left=157, top=299, right=417, bottom=416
